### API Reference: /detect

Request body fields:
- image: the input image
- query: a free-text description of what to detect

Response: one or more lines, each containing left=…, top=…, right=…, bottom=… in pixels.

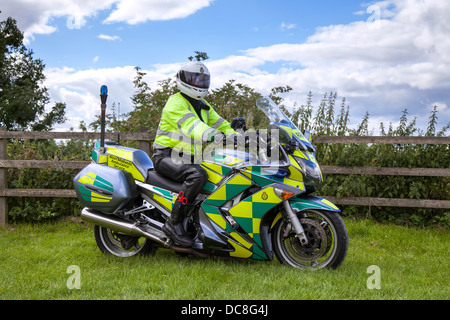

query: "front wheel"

left=94, top=225, right=158, bottom=257
left=272, top=210, right=348, bottom=269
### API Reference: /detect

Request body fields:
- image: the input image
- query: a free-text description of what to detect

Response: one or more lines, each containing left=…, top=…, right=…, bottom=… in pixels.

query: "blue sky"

left=2, top=0, right=449, bottom=133
left=27, top=1, right=364, bottom=69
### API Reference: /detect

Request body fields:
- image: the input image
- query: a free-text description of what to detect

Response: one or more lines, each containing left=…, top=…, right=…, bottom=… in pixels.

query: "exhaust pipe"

left=81, top=208, right=169, bottom=247
left=81, top=208, right=207, bottom=257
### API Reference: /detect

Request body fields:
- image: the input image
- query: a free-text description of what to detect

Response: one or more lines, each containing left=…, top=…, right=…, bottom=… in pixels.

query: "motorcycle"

left=73, top=86, right=348, bottom=269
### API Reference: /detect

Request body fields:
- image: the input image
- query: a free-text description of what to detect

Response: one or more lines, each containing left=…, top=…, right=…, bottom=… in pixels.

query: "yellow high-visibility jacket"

left=153, top=92, right=234, bottom=157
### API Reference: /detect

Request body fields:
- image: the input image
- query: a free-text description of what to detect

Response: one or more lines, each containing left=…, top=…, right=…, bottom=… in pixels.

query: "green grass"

left=0, top=217, right=448, bottom=300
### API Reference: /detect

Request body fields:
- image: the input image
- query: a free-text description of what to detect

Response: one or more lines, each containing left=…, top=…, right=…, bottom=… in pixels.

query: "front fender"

left=269, top=196, right=340, bottom=230
left=262, top=196, right=341, bottom=259
left=289, top=195, right=341, bottom=213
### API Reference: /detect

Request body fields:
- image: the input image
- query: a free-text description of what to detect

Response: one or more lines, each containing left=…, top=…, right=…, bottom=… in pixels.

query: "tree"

left=125, top=66, right=176, bottom=133
left=188, top=51, right=209, bottom=61
left=0, top=13, right=66, bottom=131
left=209, top=80, right=265, bottom=128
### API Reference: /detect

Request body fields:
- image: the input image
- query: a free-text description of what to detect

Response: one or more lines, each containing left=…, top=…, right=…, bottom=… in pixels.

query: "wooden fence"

left=0, top=129, right=449, bottom=226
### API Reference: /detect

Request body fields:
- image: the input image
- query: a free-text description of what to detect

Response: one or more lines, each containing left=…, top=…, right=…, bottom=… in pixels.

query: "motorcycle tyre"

left=94, top=225, right=158, bottom=257
left=272, top=210, right=348, bottom=269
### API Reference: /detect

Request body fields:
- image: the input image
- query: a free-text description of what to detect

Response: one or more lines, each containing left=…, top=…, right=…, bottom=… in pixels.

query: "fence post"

left=0, top=127, right=7, bottom=226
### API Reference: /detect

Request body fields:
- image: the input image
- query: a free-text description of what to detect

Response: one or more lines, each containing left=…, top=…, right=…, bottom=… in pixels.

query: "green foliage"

left=125, top=67, right=177, bottom=134
left=292, top=92, right=449, bottom=227
left=188, top=51, right=209, bottom=61
left=0, top=14, right=66, bottom=131
left=7, top=138, right=92, bottom=222
left=209, top=80, right=267, bottom=128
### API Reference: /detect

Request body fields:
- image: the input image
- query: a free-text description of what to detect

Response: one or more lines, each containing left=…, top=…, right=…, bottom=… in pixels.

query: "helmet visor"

left=179, top=70, right=210, bottom=89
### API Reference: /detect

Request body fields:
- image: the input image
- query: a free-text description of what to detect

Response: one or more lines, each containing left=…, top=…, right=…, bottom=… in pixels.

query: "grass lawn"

left=0, top=217, right=448, bottom=300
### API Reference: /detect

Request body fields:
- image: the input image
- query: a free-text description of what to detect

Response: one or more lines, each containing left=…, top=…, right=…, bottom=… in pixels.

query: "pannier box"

left=73, top=163, right=138, bottom=214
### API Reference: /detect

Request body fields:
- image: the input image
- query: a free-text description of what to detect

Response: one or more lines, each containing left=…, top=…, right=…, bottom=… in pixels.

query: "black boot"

left=162, top=200, right=194, bottom=247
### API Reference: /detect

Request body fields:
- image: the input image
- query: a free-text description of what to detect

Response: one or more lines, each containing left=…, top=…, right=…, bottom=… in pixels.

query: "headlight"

left=293, top=156, right=323, bottom=184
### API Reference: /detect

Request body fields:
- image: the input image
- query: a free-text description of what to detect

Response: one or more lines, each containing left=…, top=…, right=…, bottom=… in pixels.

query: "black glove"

left=212, top=132, right=225, bottom=144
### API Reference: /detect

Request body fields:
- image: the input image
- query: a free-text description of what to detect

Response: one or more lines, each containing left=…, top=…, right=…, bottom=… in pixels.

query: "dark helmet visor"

left=179, top=70, right=210, bottom=89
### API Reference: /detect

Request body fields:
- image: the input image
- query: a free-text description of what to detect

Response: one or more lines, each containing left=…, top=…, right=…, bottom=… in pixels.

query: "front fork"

left=282, top=201, right=308, bottom=245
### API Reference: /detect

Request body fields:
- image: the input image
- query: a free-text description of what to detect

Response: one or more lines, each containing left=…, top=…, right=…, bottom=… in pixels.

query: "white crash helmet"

left=176, top=61, right=210, bottom=100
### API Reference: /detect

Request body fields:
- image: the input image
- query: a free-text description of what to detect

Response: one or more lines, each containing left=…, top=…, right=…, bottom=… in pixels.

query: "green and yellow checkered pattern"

left=201, top=170, right=282, bottom=260
left=200, top=162, right=231, bottom=185
left=227, top=187, right=281, bottom=259
left=204, top=173, right=253, bottom=206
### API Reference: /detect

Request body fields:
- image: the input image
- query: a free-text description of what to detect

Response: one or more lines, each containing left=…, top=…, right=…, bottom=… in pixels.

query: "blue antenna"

left=100, top=85, right=108, bottom=150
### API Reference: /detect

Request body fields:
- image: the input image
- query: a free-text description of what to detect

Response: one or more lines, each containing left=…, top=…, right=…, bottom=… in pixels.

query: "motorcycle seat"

left=146, top=170, right=184, bottom=193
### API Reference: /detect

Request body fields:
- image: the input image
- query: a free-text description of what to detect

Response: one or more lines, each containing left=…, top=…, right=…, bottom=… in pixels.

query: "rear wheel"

left=94, top=225, right=158, bottom=257
left=272, top=210, right=348, bottom=269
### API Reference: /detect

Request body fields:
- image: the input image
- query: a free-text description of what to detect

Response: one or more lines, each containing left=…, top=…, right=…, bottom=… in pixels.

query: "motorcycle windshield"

left=256, top=96, right=314, bottom=151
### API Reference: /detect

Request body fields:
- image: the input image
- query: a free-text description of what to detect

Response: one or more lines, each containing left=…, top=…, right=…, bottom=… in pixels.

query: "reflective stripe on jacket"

left=153, top=92, right=234, bottom=156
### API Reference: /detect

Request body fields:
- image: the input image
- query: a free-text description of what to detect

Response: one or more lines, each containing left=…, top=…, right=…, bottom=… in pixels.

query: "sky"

left=1, top=0, right=449, bottom=134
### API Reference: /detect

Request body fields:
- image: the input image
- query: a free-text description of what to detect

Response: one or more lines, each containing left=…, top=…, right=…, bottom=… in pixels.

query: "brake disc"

left=291, top=218, right=328, bottom=261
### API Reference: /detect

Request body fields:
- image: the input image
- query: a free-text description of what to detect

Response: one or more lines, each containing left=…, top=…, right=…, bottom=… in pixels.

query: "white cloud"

left=208, top=55, right=266, bottom=86
left=45, top=66, right=136, bottom=130
left=44, top=64, right=179, bottom=131
left=1, top=0, right=117, bottom=43
left=98, top=34, right=121, bottom=41
left=280, top=22, right=296, bottom=31
left=104, top=0, right=214, bottom=24
left=1, top=0, right=213, bottom=43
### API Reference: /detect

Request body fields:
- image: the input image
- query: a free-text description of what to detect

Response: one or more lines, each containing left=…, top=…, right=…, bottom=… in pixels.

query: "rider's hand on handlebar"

left=212, top=132, right=226, bottom=144
left=226, top=133, right=248, bottom=148
left=211, top=132, right=249, bottom=148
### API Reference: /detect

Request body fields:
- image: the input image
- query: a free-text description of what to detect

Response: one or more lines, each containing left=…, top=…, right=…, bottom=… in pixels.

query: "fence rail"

left=0, top=130, right=449, bottom=225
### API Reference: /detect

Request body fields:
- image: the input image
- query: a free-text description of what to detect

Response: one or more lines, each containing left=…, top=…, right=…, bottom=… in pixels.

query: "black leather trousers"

left=153, top=148, right=207, bottom=204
